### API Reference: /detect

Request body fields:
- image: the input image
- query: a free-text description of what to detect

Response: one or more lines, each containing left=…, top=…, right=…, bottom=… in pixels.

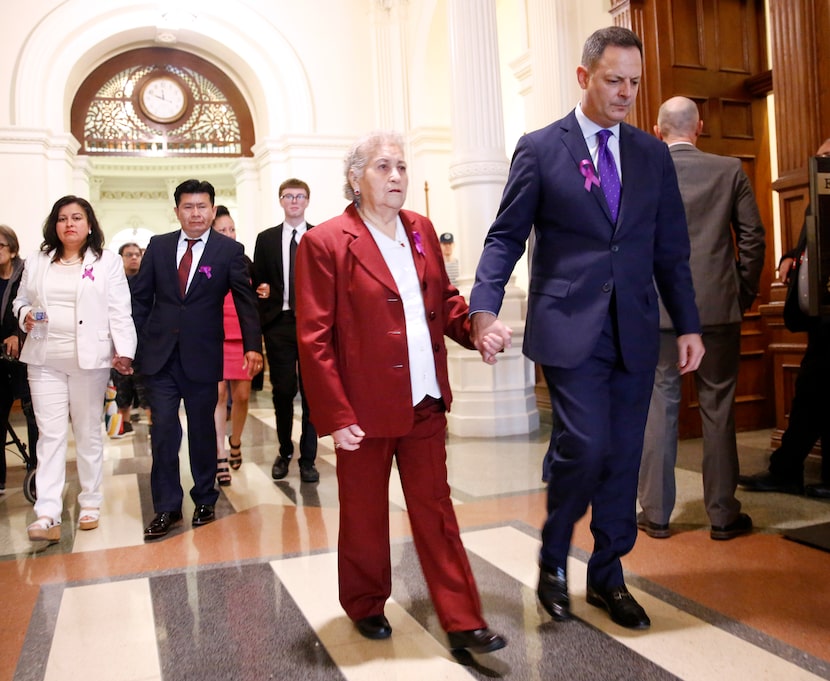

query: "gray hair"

left=581, top=26, right=643, bottom=71
left=343, top=130, right=406, bottom=203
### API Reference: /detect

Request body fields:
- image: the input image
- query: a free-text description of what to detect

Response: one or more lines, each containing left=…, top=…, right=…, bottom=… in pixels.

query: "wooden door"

left=615, top=0, right=775, bottom=437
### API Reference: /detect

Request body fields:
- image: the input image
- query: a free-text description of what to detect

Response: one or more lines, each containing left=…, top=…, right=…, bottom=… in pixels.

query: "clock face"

left=139, top=76, right=187, bottom=123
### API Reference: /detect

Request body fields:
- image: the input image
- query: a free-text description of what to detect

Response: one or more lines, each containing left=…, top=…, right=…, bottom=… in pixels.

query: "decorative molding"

left=448, top=160, right=509, bottom=180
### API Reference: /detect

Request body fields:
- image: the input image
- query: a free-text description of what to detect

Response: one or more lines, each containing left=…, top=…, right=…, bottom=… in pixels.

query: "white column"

left=0, top=128, right=80, bottom=255
left=445, top=0, right=538, bottom=437
left=231, top=158, right=261, bottom=254
left=370, top=0, right=410, bottom=132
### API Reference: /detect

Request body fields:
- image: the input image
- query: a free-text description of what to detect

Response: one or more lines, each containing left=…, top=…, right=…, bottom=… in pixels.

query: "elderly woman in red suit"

left=295, top=131, right=509, bottom=657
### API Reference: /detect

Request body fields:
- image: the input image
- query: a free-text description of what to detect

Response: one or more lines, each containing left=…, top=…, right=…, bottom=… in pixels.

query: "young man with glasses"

left=253, top=179, right=319, bottom=483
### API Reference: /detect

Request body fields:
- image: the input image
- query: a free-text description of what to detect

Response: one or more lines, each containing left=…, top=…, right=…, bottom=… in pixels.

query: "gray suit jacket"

left=659, top=144, right=766, bottom=329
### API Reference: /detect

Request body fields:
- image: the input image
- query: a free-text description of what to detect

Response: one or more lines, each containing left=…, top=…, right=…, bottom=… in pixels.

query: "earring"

left=88, top=229, right=92, bottom=235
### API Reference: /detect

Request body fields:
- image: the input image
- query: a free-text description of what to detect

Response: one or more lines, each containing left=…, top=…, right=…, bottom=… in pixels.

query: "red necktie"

left=178, top=238, right=197, bottom=297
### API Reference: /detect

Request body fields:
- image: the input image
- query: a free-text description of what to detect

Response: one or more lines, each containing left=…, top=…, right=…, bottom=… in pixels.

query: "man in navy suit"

left=132, top=179, right=263, bottom=539
left=470, top=27, right=704, bottom=629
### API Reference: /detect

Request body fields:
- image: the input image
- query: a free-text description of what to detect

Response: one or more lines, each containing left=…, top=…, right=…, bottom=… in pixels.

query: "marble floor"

left=1, top=391, right=829, bottom=681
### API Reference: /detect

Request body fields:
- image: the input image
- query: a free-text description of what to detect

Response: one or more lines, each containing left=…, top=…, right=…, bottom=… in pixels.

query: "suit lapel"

left=343, top=207, right=400, bottom=294
left=186, top=231, right=216, bottom=297
left=400, top=212, right=427, bottom=285
left=617, top=123, right=648, bottom=235
left=561, top=114, right=615, bottom=225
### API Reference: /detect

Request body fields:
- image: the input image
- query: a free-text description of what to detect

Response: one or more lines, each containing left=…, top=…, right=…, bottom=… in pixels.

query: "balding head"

left=817, top=138, right=830, bottom=157
left=655, top=96, right=702, bottom=145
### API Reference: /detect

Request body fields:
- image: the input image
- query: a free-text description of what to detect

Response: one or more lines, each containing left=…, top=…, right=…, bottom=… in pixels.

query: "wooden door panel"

left=627, top=0, right=773, bottom=437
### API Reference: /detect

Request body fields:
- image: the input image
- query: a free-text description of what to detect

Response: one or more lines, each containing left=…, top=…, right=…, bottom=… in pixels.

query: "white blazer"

left=13, top=249, right=137, bottom=369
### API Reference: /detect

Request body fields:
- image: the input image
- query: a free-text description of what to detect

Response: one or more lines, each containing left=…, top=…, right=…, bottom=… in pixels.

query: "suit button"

left=433, top=343, right=440, bottom=353
left=611, top=245, right=619, bottom=252
left=429, top=311, right=436, bottom=320
left=602, top=283, right=612, bottom=293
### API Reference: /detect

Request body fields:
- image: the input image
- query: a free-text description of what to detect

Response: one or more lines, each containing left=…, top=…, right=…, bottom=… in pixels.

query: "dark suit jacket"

left=470, top=110, right=700, bottom=372
left=252, top=222, right=314, bottom=328
left=295, top=204, right=473, bottom=437
left=131, top=229, right=261, bottom=382
left=660, top=144, right=765, bottom=328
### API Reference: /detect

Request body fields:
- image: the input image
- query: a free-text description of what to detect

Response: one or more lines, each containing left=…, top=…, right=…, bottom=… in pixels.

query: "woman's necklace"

left=59, top=255, right=82, bottom=265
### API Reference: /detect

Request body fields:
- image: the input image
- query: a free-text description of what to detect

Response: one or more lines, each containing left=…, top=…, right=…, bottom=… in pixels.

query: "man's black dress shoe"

left=637, top=511, right=671, bottom=539
left=272, top=457, right=289, bottom=480
left=300, top=464, right=320, bottom=483
left=805, top=483, right=830, bottom=499
left=192, top=504, right=215, bottom=527
left=143, top=511, right=182, bottom=540
left=355, top=614, right=392, bottom=640
left=738, top=472, right=803, bottom=495
left=447, top=628, right=507, bottom=654
left=710, top=512, right=752, bottom=540
left=586, top=583, right=651, bottom=629
left=537, top=566, right=570, bottom=620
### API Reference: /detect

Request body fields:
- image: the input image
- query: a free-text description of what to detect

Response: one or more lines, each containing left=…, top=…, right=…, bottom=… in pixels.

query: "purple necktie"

left=597, top=129, right=620, bottom=222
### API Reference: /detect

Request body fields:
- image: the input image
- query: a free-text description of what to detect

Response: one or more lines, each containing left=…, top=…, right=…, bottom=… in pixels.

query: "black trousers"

left=769, top=321, right=830, bottom=483
left=262, top=311, right=316, bottom=466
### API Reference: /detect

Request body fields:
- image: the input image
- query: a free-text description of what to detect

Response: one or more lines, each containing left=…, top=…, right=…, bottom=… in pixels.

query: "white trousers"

left=27, top=358, right=110, bottom=521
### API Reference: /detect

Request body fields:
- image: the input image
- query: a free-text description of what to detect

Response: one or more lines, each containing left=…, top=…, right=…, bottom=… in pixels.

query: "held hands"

left=112, top=355, right=134, bottom=375
left=332, top=424, right=366, bottom=451
left=471, top=311, right=513, bottom=364
left=243, top=351, right=264, bottom=378
left=676, top=333, right=705, bottom=375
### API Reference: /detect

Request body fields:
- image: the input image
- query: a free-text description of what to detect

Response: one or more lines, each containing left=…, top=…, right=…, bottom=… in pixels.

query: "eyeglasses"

left=0, top=243, right=9, bottom=250
left=280, top=193, right=308, bottom=202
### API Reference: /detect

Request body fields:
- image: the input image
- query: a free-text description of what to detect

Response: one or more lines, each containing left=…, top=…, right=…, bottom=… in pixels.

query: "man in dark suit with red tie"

left=132, top=179, right=263, bottom=539
left=252, top=178, right=319, bottom=483
left=470, top=27, right=704, bottom=629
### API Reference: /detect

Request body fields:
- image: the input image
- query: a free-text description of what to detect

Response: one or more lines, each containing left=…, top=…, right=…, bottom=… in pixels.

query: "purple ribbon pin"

left=580, top=159, right=600, bottom=191
left=82, top=265, right=94, bottom=281
left=412, top=231, right=424, bottom=256
left=198, top=265, right=212, bottom=279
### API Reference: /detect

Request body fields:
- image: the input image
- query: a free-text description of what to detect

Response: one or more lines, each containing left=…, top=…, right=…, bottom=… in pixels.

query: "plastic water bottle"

left=29, top=300, right=48, bottom=341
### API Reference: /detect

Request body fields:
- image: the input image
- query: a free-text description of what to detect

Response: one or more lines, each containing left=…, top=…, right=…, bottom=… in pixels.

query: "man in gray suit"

left=637, top=96, right=765, bottom=541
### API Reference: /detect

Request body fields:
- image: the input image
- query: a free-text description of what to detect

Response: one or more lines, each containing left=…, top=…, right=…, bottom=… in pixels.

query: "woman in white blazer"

left=13, top=196, right=136, bottom=542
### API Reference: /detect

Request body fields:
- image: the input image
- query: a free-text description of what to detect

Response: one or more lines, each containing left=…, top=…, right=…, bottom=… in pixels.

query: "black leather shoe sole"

left=637, top=512, right=671, bottom=539
left=447, top=628, right=507, bottom=654
left=537, top=567, right=571, bottom=621
left=710, top=512, right=752, bottom=540
left=271, top=458, right=289, bottom=480
left=355, top=615, right=392, bottom=640
left=805, top=483, right=830, bottom=499
left=738, top=473, right=803, bottom=495
left=586, top=584, right=651, bottom=629
left=143, top=512, right=183, bottom=540
left=192, top=505, right=216, bottom=527
left=300, top=465, right=320, bottom=483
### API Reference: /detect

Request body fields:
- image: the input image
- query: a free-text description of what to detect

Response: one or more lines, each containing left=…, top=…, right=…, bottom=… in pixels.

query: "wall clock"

left=138, top=75, right=188, bottom=123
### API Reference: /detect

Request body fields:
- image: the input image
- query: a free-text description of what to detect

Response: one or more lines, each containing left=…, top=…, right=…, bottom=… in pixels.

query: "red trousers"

left=336, top=397, right=486, bottom=633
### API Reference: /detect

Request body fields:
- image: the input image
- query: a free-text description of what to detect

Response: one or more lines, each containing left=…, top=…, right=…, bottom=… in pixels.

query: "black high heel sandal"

left=217, top=457, right=232, bottom=486
left=228, top=438, right=243, bottom=470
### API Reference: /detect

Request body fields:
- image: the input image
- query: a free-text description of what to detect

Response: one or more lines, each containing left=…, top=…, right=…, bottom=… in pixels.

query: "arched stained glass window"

left=71, top=47, right=254, bottom=157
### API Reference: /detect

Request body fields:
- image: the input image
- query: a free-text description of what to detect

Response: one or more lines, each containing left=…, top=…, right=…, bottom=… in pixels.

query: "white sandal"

left=79, top=508, right=100, bottom=531
left=27, top=516, right=61, bottom=542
